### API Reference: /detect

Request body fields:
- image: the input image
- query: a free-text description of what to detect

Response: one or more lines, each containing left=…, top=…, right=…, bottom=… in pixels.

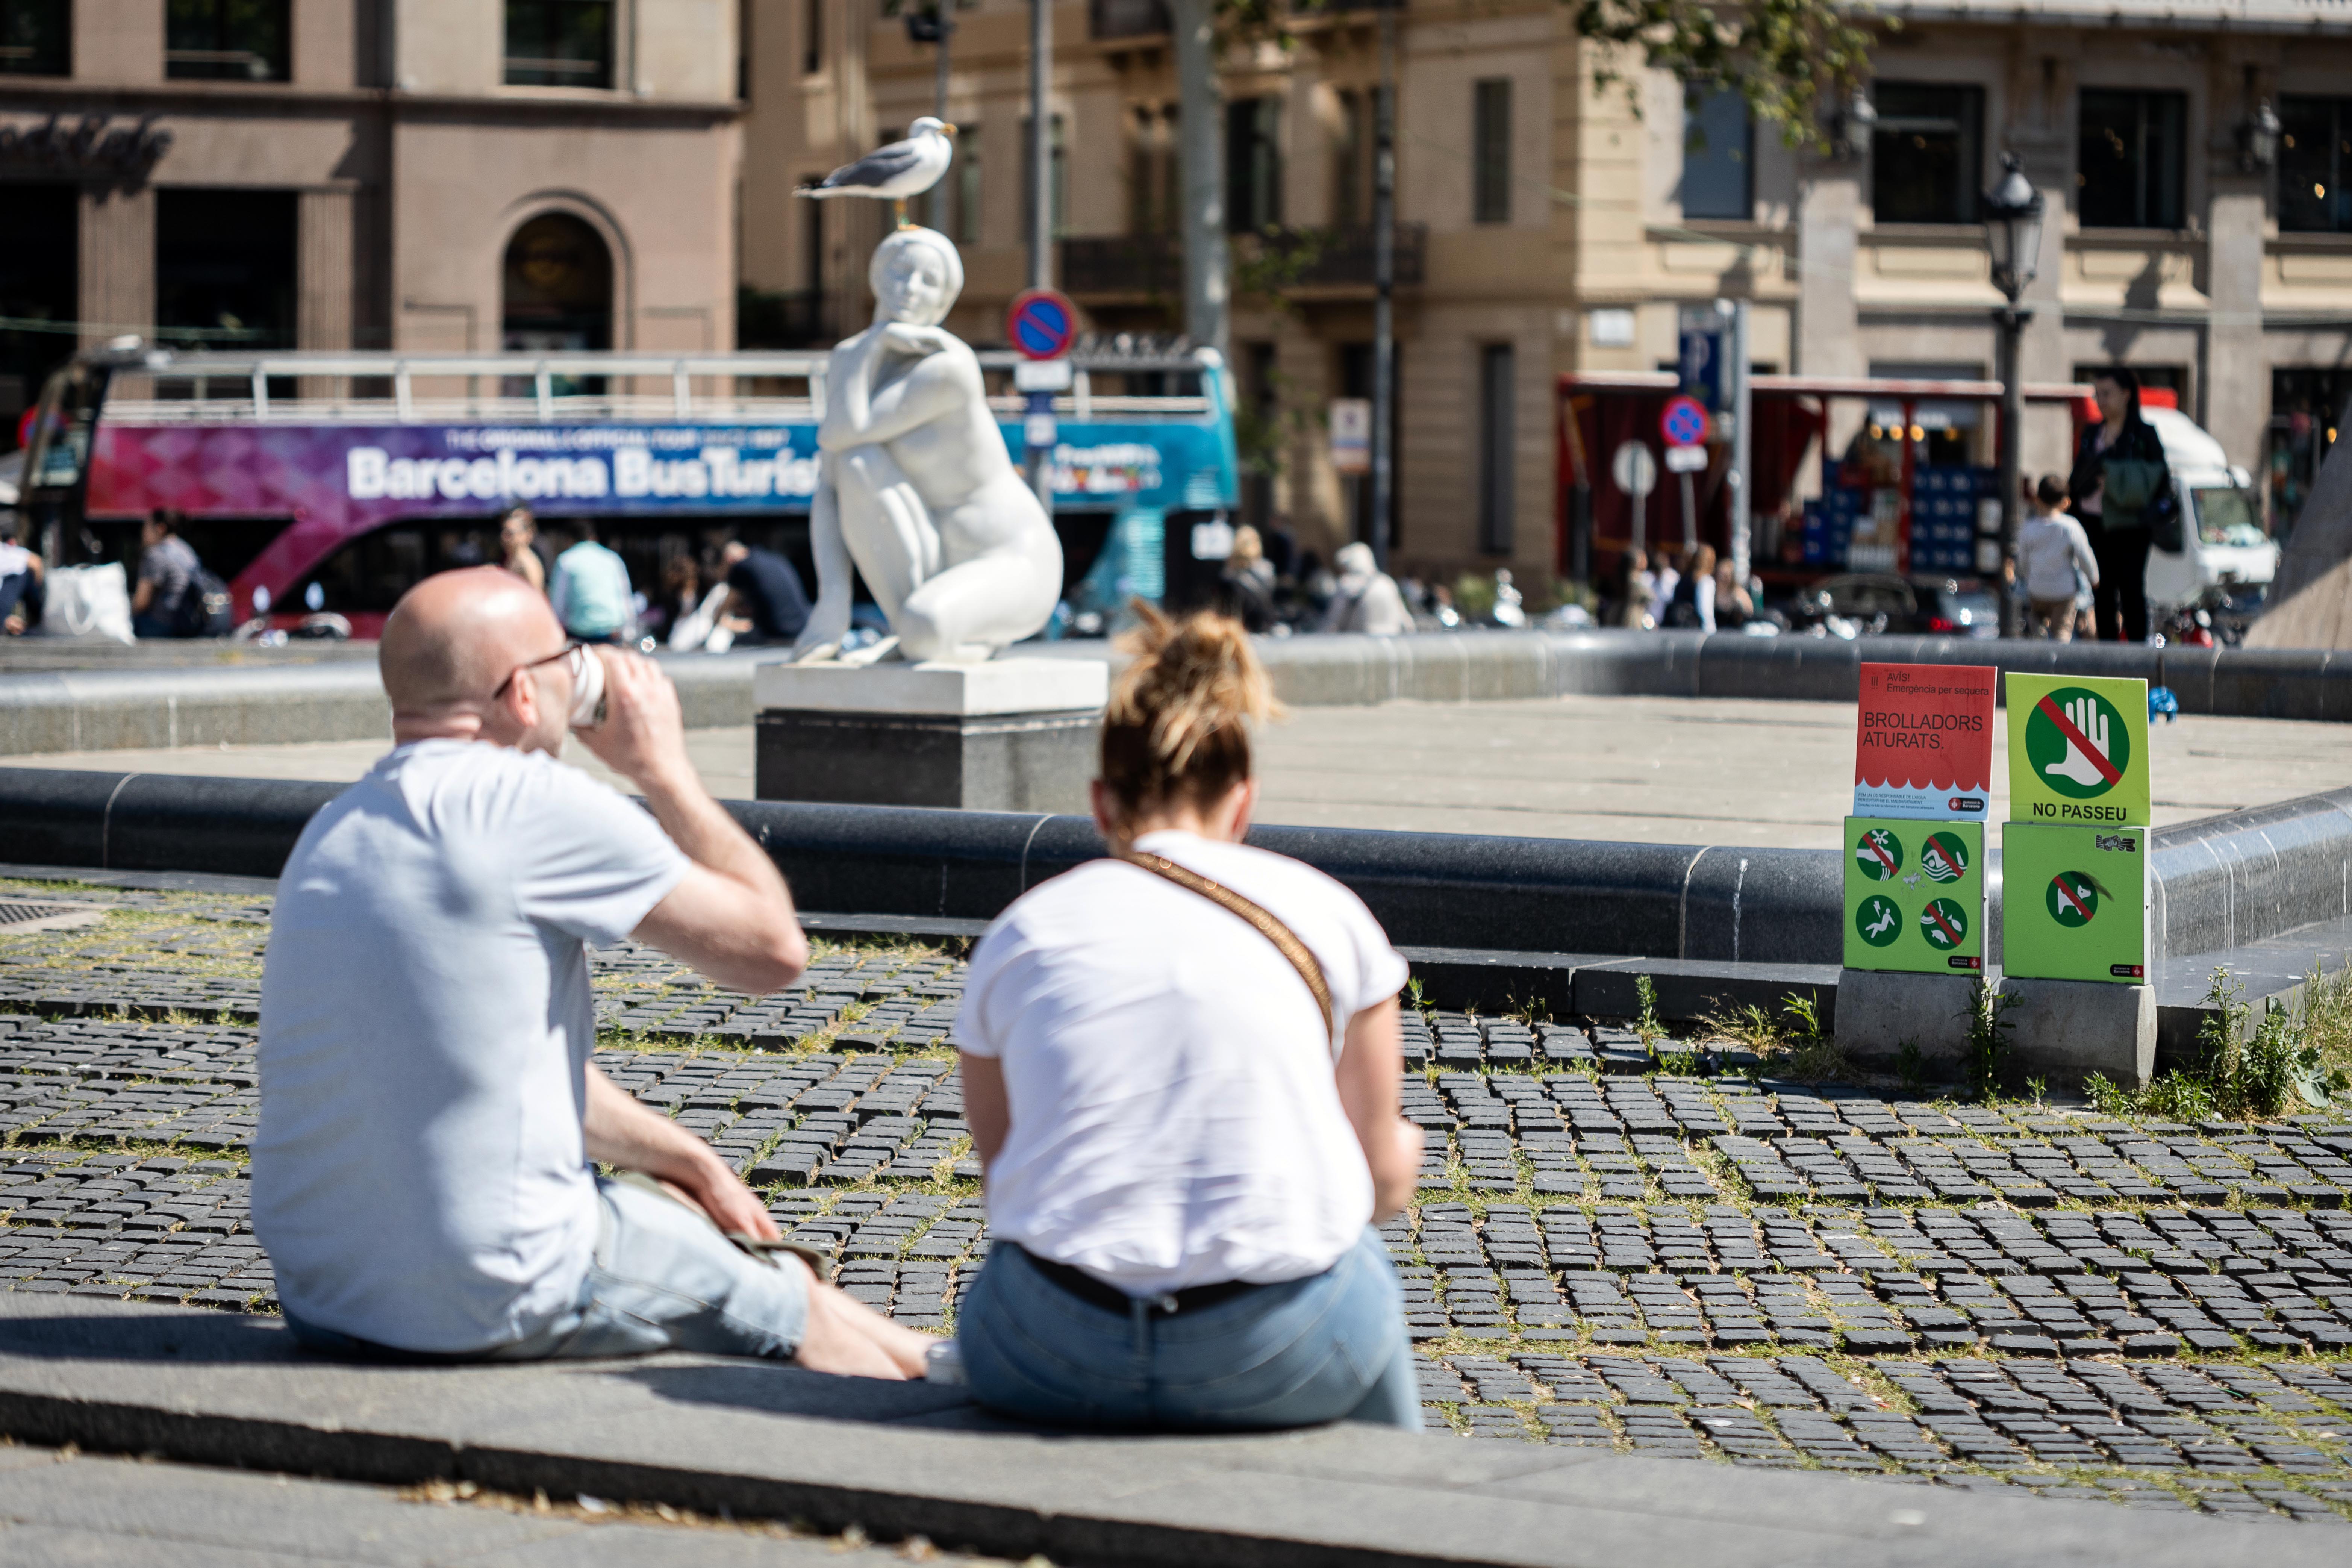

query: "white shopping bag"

left=38, top=562, right=136, bottom=644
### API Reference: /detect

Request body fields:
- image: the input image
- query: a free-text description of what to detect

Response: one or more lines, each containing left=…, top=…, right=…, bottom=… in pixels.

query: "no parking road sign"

left=1660, top=395, right=1709, bottom=448
left=1006, top=288, right=1077, bottom=361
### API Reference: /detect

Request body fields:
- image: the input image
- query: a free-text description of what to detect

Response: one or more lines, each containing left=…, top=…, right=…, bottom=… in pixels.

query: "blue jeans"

left=286, top=1176, right=809, bottom=1361
left=957, top=1227, right=1422, bottom=1433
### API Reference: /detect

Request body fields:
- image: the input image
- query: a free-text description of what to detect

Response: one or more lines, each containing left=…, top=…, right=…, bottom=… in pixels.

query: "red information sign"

left=1853, top=662, right=1996, bottom=821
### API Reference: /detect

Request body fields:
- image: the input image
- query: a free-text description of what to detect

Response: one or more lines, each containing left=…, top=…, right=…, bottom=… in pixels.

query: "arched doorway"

left=501, top=212, right=613, bottom=353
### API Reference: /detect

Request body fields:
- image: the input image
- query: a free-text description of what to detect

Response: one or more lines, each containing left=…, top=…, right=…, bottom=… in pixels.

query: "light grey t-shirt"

left=254, top=739, right=686, bottom=1352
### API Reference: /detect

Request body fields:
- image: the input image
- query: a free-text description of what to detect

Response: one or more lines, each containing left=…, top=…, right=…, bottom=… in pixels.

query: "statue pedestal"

left=753, top=659, right=1109, bottom=812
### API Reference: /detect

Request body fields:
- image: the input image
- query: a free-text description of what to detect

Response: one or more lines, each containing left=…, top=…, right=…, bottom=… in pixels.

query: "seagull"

left=797, top=117, right=957, bottom=228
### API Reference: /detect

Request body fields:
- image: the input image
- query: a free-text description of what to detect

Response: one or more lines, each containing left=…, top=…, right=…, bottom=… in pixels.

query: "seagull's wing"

left=813, top=139, right=925, bottom=191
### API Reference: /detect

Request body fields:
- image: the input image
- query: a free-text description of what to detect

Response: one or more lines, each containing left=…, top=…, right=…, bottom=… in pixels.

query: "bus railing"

left=92, top=348, right=1219, bottom=427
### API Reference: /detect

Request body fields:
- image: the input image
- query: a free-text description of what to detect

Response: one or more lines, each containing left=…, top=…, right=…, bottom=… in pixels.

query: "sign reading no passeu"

left=2004, top=673, right=2151, bottom=826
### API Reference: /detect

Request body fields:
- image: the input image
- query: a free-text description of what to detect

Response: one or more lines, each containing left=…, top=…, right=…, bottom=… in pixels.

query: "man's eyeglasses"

left=492, top=641, right=586, bottom=703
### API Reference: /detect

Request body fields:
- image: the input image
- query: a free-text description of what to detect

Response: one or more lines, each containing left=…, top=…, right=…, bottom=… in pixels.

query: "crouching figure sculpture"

left=795, top=227, right=1063, bottom=664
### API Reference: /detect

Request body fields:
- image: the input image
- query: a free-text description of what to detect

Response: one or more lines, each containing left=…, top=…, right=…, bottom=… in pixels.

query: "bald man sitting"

left=254, top=567, right=931, bottom=1376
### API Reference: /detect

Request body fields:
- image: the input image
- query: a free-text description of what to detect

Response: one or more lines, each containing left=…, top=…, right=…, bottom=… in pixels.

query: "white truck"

left=2141, top=407, right=2281, bottom=611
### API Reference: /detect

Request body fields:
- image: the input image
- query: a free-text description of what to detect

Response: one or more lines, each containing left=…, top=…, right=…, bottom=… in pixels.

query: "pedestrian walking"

left=499, top=506, right=547, bottom=594
left=1218, top=525, right=1278, bottom=632
left=2008, top=476, right=2098, bottom=642
left=547, top=520, right=633, bottom=644
left=948, top=606, right=1424, bottom=1432
left=2067, top=367, right=2172, bottom=642
left=1666, top=544, right=1718, bottom=632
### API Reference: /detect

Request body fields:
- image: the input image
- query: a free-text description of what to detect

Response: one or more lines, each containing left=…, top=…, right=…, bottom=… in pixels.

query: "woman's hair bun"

left=1101, top=601, right=1280, bottom=812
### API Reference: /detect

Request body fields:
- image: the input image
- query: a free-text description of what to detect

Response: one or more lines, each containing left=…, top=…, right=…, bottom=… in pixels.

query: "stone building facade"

left=0, top=0, right=742, bottom=438
left=745, top=0, right=2352, bottom=588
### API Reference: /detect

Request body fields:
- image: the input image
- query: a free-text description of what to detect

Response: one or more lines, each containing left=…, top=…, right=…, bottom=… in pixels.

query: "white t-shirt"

left=958, top=830, right=1409, bottom=1296
left=254, top=739, right=687, bottom=1352
left=2015, top=513, right=2099, bottom=603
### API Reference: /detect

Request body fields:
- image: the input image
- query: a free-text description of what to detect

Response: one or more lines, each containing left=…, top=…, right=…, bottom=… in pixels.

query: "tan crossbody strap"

left=1116, top=849, right=1334, bottom=1042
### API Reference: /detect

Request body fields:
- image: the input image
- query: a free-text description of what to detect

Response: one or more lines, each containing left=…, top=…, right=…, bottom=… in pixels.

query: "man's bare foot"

left=853, top=1312, right=936, bottom=1378
left=787, top=1262, right=924, bottom=1379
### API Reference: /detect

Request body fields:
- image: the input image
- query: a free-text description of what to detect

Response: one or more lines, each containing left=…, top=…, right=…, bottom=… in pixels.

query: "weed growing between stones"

left=1962, top=977, right=2018, bottom=1103
left=2088, top=969, right=2352, bottom=1124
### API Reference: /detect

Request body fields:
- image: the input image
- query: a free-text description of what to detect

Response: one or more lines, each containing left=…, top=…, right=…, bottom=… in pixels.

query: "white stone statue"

left=794, top=227, right=1063, bottom=664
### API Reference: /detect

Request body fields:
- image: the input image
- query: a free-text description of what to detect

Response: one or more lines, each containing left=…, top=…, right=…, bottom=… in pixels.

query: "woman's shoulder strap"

left=1115, top=849, right=1334, bottom=1041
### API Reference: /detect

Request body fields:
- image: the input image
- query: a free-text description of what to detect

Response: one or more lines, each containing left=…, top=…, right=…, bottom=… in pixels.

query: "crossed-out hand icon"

left=2044, top=697, right=2112, bottom=788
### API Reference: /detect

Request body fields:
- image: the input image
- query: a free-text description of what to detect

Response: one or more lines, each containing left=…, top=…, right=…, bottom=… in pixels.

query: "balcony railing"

left=1238, top=223, right=1427, bottom=288
left=1061, top=235, right=1180, bottom=296
left=1062, top=224, right=1426, bottom=297
left=1091, top=0, right=1169, bottom=39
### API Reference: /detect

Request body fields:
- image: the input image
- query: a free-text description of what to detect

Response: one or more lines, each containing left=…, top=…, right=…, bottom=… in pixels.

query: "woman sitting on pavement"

left=950, top=605, right=1425, bottom=1431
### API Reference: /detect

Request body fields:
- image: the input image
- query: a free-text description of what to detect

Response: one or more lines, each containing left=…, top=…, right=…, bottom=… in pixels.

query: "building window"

left=1023, top=114, right=1067, bottom=242
left=0, top=182, right=76, bottom=436
left=1680, top=87, right=1751, bottom=220
left=0, top=0, right=70, bottom=76
left=802, top=0, right=821, bottom=74
left=954, top=134, right=981, bottom=246
left=1128, top=105, right=1180, bottom=235
left=2078, top=89, right=2186, bottom=230
left=1473, top=79, right=1512, bottom=225
left=1332, top=89, right=1371, bottom=229
left=1478, top=343, right=1515, bottom=555
left=504, top=0, right=615, bottom=89
left=166, top=0, right=290, bottom=82
left=2280, top=97, right=2352, bottom=234
left=1226, top=96, right=1282, bottom=234
left=503, top=212, right=613, bottom=352
left=1870, top=83, right=1982, bottom=223
left=1339, top=341, right=1400, bottom=545
left=157, top=189, right=297, bottom=350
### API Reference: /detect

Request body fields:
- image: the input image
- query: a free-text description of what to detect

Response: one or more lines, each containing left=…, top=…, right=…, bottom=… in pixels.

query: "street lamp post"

left=1983, top=151, right=2045, bottom=637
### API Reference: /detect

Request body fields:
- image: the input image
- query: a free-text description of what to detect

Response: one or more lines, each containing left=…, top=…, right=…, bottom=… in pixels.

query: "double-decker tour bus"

left=21, top=339, right=1240, bottom=639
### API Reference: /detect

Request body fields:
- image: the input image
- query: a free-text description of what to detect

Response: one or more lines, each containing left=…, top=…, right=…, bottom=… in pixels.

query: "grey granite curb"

left=0, top=648, right=783, bottom=757
left=8, top=630, right=2345, bottom=758
left=0, top=1297, right=2329, bottom=1568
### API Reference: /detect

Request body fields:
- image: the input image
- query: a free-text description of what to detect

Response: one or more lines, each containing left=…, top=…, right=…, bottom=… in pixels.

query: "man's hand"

left=584, top=1067, right=782, bottom=1242
left=573, top=647, right=690, bottom=790
left=673, top=1157, right=782, bottom=1242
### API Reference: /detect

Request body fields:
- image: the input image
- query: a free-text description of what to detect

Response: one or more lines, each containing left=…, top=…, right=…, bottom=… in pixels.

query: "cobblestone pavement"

left=4, top=878, right=2352, bottom=1524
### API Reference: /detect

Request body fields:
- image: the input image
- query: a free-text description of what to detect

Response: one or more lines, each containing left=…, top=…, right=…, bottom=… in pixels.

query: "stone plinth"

left=754, top=658, right=1108, bottom=813
left=2001, top=975, right=2157, bottom=1091
left=1833, top=967, right=1981, bottom=1068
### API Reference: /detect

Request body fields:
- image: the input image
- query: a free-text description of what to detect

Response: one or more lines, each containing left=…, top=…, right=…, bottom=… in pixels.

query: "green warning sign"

left=2001, top=821, right=2149, bottom=983
left=1853, top=826, right=1904, bottom=882
left=1920, top=831, right=1970, bottom=884
left=1855, top=894, right=1903, bottom=947
left=1919, top=897, right=1970, bottom=950
left=2045, top=869, right=2102, bottom=928
left=2005, top=673, right=2150, bottom=826
left=1842, top=816, right=1983, bottom=973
